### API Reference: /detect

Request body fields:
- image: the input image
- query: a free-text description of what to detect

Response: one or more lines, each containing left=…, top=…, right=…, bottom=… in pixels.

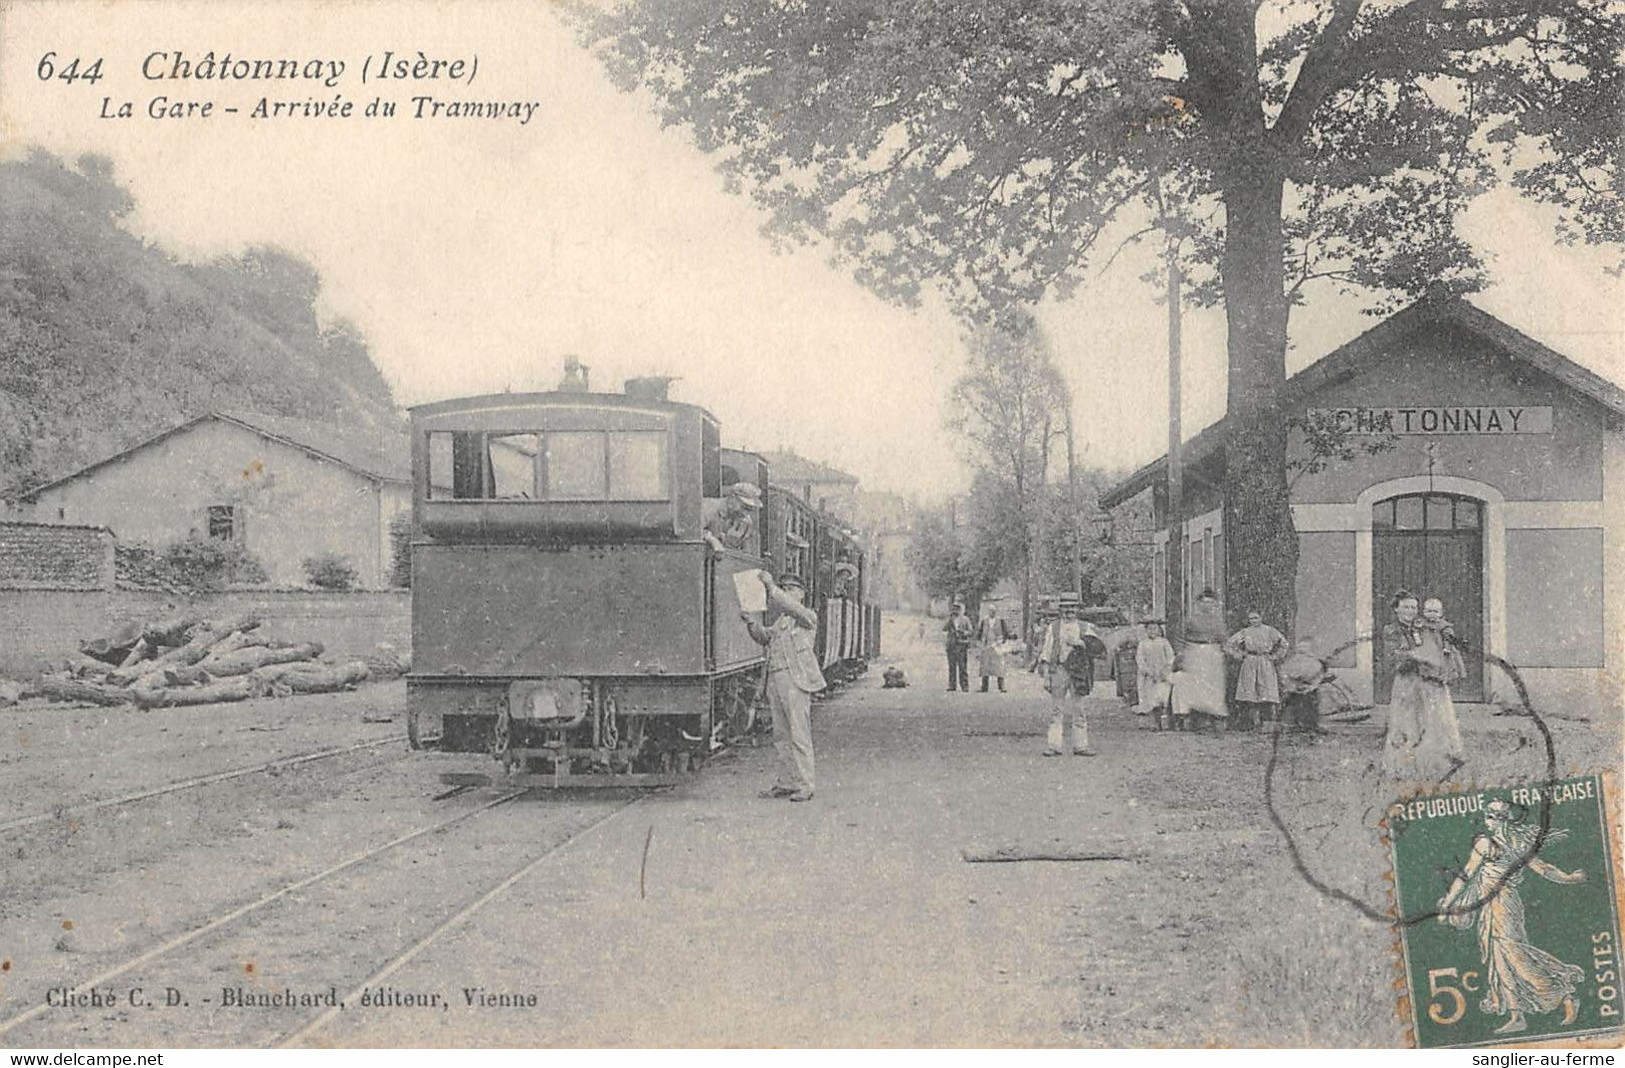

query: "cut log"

left=134, top=677, right=256, bottom=709
left=131, top=623, right=241, bottom=677
left=193, top=642, right=322, bottom=679
left=253, top=661, right=369, bottom=697
left=196, top=630, right=268, bottom=664
left=248, top=661, right=313, bottom=687
left=208, top=613, right=262, bottom=637
left=142, top=614, right=203, bottom=648
left=36, top=674, right=134, bottom=707
left=363, top=653, right=409, bottom=680
left=0, top=679, right=23, bottom=707
left=64, top=654, right=116, bottom=680
left=126, top=662, right=213, bottom=692
left=164, top=664, right=213, bottom=687
left=117, top=637, right=152, bottom=670
left=79, top=621, right=145, bottom=664
left=111, top=635, right=211, bottom=684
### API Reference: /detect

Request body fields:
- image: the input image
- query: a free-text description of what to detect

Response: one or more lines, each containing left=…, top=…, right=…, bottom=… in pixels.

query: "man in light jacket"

left=742, top=571, right=825, bottom=801
left=1037, top=605, right=1100, bottom=756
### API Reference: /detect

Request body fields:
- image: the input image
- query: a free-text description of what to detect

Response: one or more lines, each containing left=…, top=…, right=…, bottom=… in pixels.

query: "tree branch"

left=1271, top=0, right=1365, bottom=144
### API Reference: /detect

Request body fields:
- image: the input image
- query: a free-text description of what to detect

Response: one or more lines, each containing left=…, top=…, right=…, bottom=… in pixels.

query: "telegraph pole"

left=1064, top=396, right=1083, bottom=602
left=1165, top=249, right=1184, bottom=635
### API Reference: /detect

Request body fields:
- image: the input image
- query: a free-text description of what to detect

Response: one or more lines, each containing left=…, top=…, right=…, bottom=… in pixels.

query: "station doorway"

left=1371, top=493, right=1485, bottom=702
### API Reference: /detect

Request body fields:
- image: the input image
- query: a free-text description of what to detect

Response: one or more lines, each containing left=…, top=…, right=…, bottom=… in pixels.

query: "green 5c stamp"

left=1388, top=775, right=1623, bottom=1048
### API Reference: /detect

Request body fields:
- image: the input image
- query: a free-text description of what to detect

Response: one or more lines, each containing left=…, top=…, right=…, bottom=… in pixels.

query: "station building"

left=1101, top=297, right=1624, bottom=712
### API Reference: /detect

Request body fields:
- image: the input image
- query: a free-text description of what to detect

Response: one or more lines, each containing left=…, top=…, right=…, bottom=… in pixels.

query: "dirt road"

left=0, top=619, right=1609, bottom=1047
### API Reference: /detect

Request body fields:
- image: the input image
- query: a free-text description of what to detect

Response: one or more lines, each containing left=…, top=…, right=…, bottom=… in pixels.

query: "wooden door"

left=1372, top=494, right=1484, bottom=702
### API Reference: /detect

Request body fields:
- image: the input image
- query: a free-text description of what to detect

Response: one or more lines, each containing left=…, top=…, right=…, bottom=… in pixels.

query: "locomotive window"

left=701, top=419, right=721, bottom=498
left=427, top=433, right=453, bottom=497
left=425, top=431, right=488, bottom=499
left=608, top=432, right=667, bottom=499
left=545, top=432, right=607, bottom=500
left=489, top=434, right=541, bottom=499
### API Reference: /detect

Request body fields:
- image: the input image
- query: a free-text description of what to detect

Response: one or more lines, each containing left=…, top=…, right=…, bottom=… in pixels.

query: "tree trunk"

left=1218, top=162, right=1298, bottom=637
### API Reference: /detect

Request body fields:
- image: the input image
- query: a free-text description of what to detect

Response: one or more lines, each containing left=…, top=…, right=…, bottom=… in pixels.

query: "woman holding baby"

left=1381, top=589, right=1467, bottom=783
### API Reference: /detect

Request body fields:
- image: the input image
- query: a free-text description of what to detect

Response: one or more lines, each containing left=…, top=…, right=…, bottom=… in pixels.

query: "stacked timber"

left=27, top=613, right=372, bottom=709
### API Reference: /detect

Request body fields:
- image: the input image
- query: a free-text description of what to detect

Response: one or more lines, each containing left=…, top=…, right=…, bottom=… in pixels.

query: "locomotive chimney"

left=624, top=376, right=675, bottom=402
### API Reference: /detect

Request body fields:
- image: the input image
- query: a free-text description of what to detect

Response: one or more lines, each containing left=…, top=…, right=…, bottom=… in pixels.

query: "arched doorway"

left=1371, top=493, right=1485, bottom=701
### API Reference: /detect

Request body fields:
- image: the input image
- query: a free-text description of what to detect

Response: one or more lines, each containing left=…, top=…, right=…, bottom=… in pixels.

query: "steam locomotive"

left=404, top=382, right=879, bottom=787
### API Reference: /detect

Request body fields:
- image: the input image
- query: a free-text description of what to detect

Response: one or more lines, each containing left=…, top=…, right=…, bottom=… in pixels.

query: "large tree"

left=905, top=502, right=1002, bottom=608
left=947, top=314, right=1069, bottom=633
left=584, top=0, right=1621, bottom=632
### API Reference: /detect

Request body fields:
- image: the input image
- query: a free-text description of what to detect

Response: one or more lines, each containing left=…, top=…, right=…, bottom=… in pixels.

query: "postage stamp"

left=1387, top=775, right=1624, bottom=1049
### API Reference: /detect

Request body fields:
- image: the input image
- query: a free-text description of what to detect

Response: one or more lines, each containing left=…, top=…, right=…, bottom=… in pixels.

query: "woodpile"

left=20, top=614, right=375, bottom=709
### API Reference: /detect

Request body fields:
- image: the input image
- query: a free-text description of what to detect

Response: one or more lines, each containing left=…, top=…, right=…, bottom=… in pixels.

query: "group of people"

left=940, top=601, right=1017, bottom=693
left=1123, top=590, right=1329, bottom=737
left=752, top=579, right=1471, bottom=804
left=941, top=584, right=1472, bottom=785
left=1131, top=586, right=1469, bottom=782
left=942, top=600, right=1103, bottom=756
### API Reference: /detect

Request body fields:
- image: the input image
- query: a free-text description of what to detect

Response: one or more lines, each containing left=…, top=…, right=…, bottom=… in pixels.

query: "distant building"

left=18, top=410, right=411, bottom=589
left=853, top=490, right=926, bottom=611
left=1102, top=297, right=1624, bottom=711
left=761, top=449, right=860, bottom=519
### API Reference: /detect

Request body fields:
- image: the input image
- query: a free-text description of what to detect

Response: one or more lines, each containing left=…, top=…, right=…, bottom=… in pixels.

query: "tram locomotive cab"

left=405, top=387, right=770, bottom=786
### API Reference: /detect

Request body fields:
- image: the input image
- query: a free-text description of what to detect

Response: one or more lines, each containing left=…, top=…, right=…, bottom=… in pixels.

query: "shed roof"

left=1100, top=296, right=1625, bottom=509
left=215, top=411, right=410, bottom=482
left=760, top=449, right=859, bottom=486
left=21, top=410, right=410, bottom=500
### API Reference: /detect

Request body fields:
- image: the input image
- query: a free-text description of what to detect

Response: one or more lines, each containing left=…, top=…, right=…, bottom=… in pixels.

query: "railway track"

left=0, top=785, right=528, bottom=1041
left=281, top=796, right=644, bottom=1047
left=0, top=734, right=410, bottom=836
left=0, top=785, right=647, bottom=1046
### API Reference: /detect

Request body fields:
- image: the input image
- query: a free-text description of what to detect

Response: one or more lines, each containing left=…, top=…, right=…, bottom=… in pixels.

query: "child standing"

left=1277, top=636, right=1330, bottom=735
left=1134, top=622, right=1175, bottom=728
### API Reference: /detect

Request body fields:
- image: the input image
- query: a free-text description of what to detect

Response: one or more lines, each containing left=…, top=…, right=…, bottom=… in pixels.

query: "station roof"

left=1100, top=296, right=1625, bottom=510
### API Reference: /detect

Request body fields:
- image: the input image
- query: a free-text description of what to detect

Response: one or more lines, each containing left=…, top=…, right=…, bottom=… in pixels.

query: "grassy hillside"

left=0, top=148, right=400, bottom=498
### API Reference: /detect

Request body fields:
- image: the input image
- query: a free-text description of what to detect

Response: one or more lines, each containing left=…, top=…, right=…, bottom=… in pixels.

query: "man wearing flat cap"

left=704, top=481, right=761, bottom=552
left=741, top=570, right=824, bottom=801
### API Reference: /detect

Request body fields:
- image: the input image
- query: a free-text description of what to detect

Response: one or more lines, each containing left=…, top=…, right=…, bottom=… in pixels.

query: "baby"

left=1414, top=597, right=1467, bottom=685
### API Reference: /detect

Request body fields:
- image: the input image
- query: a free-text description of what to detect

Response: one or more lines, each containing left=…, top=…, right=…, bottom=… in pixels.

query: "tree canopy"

left=585, top=0, right=1621, bottom=632
left=587, top=1, right=1617, bottom=314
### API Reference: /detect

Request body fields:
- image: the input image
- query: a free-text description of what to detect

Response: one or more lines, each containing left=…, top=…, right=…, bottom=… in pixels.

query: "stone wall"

left=0, top=522, right=115, bottom=590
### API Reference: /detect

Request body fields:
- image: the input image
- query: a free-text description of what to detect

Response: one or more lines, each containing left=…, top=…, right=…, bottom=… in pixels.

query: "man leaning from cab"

left=741, top=570, right=825, bottom=802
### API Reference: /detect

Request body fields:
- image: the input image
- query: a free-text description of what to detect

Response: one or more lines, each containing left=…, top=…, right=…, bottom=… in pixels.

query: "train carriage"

left=406, top=383, right=877, bottom=787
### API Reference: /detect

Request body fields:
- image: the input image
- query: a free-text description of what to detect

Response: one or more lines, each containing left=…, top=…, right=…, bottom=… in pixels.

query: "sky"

left=1, top=0, right=1620, bottom=500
